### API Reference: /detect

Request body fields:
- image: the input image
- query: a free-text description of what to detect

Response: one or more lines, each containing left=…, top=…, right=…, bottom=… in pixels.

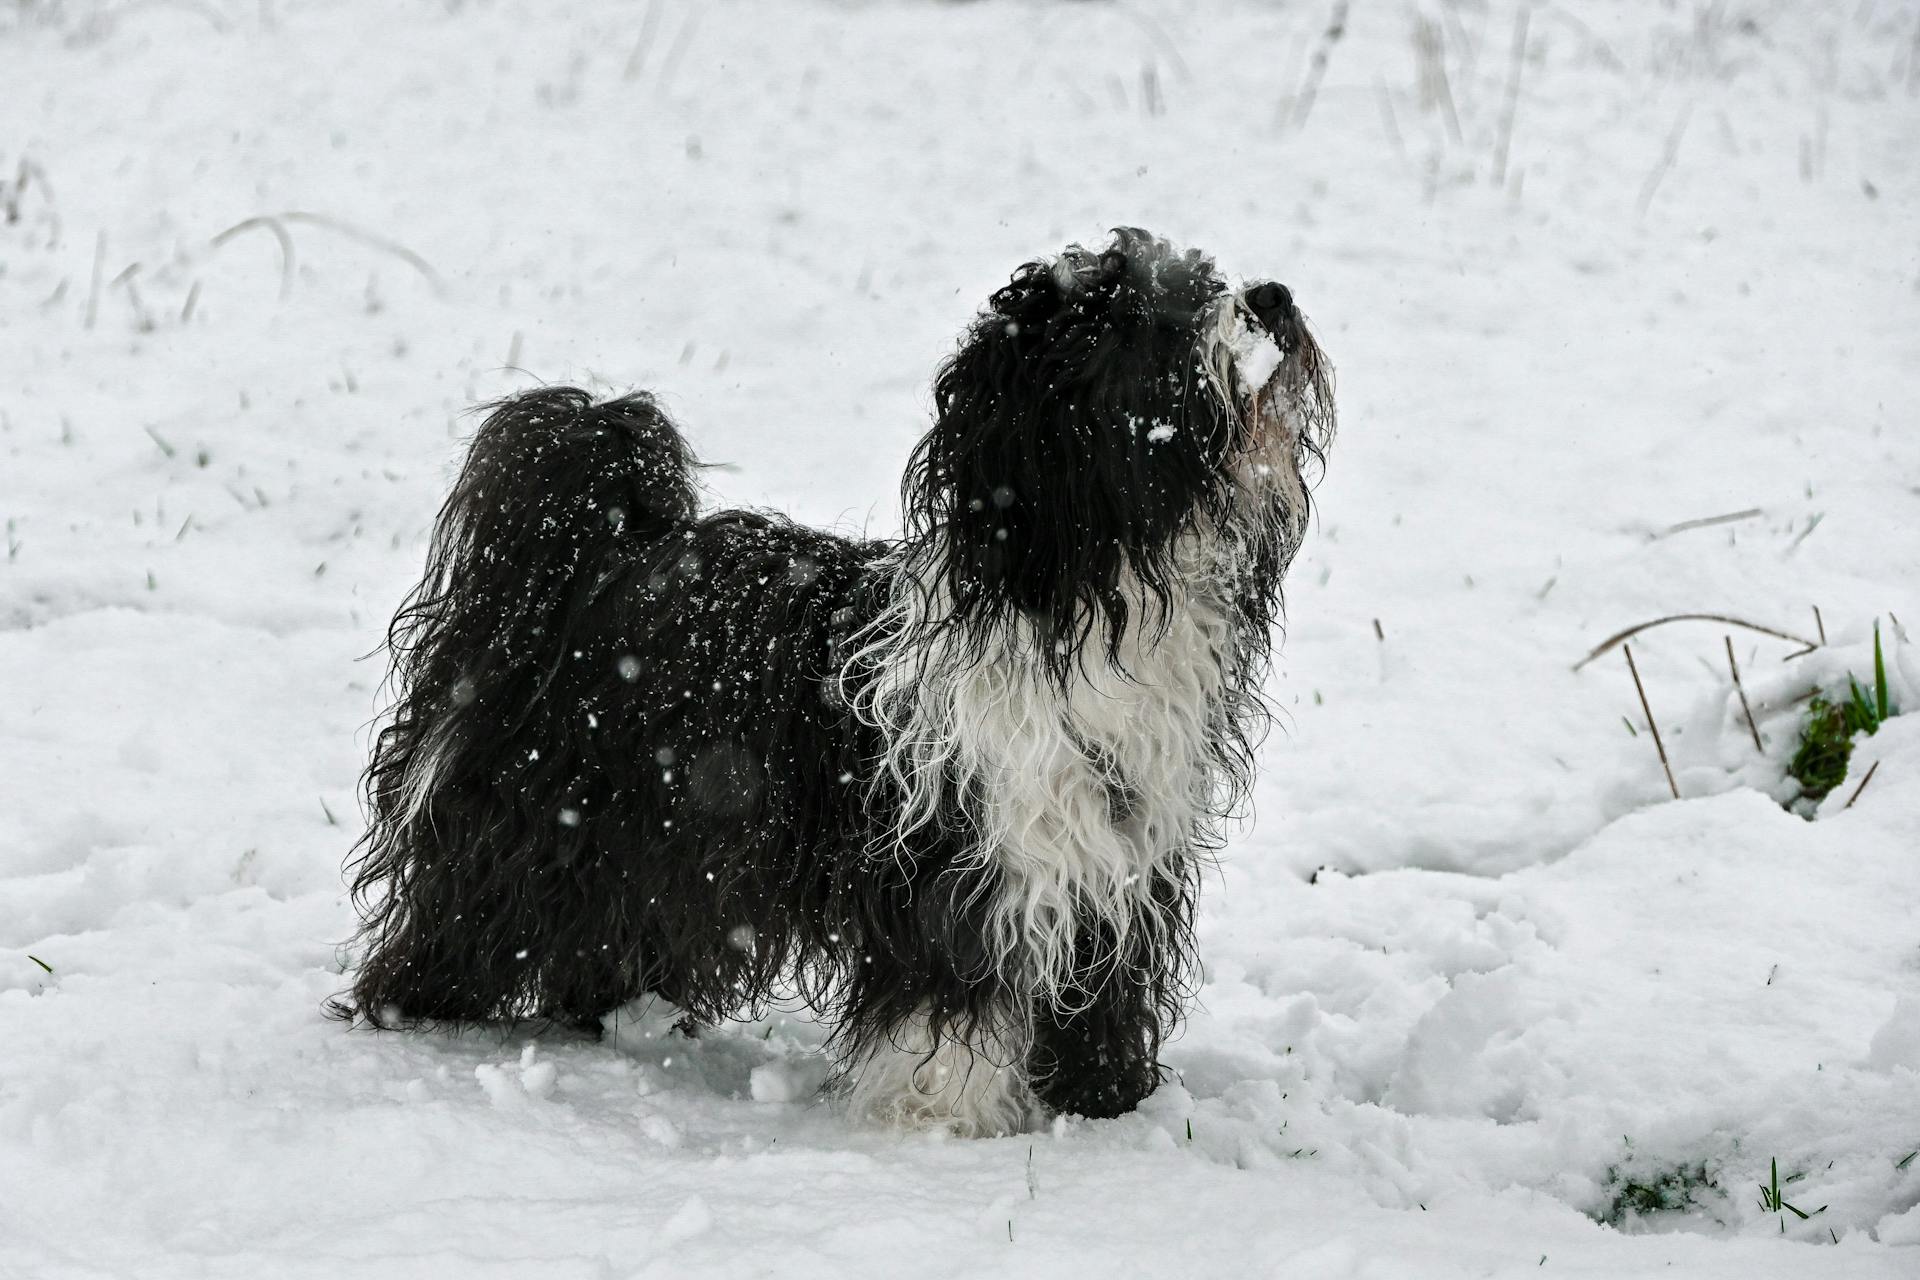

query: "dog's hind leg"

left=342, top=388, right=704, bottom=1028
left=534, top=935, right=653, bottom=1035
left=532, top=893, right=705, bottom=1037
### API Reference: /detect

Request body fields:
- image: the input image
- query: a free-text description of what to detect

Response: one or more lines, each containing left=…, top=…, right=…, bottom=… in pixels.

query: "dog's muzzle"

left=1242, top=280, right=1301, bottom=351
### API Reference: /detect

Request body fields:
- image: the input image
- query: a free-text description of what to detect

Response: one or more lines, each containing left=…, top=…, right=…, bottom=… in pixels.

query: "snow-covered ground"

left=5, top=0, right=1919, bottom=1274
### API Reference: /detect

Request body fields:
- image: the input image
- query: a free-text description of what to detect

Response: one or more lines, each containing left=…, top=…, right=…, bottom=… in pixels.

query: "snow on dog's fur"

left=340, top=228, right=1333, bottom=1135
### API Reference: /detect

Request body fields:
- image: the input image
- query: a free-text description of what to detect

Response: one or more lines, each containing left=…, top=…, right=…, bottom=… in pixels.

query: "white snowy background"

left=4, top=0, right=1919, bottom=1275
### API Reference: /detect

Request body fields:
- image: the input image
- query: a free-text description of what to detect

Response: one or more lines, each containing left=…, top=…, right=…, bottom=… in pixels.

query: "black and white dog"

left=342, top=229, right=1333, bottom=1135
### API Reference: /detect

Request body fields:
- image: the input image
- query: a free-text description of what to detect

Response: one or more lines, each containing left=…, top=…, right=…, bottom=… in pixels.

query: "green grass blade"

left=1850, top=679, right=1877, bottom=733
left=1874, top=621, right=1889, bottom=721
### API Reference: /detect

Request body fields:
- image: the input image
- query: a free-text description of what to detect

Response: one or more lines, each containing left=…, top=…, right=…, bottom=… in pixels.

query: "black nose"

left=1245, top=281, right=1295, bottom=333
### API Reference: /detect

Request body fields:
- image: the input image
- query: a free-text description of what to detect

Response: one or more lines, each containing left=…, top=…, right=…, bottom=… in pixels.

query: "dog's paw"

left=856, top=1083, right=1040, bottom=1139
left=842, top=1017, right=1040, bottom=1138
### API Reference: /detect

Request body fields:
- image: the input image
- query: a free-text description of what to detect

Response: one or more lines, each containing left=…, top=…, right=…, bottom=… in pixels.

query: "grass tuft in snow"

left=1597, top=1157, right=1719, bottom=1228
left=1757, top=1157, right=1826, bottom=1232
left=1787, top=623, right=1897, bottom=804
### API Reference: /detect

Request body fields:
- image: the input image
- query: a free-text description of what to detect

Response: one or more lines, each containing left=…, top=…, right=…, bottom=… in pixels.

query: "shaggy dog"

left=340, top=228, right=1333, bottom=1135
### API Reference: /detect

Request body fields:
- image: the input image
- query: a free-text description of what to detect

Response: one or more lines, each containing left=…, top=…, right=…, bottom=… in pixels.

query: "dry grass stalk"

left=1291, top=0, right=1352, bottom=130
left=1842, top=759, right=1880, bottom=810
left=1725, top=636, right=1763, bottom=753
left=1412, top=15, right=1463, bottom=142
left=1660, top=507, right=1762, bottom=538
left=212, top=212, right=444, bottom=298
left=1491, top=3, right=1530, bottom=187
left=1625, top=643, right=1680, bottom=800
left=85, top=230, right=105, bottom=329
left=1784, top=605, right=1829, bottom=660
left=1374, top=78, right=1406, bottom=155
left=1574, top=613, right=1817, bottom=672
left=1636, top=104, right=1694, bottom=217
left=623, top=0, right=662, bottom=81
left=657, top=9, right=702, bottom=95
left=1784, top=513, right=1825, bottom=556
left=212, top=215, right=296, bottom=299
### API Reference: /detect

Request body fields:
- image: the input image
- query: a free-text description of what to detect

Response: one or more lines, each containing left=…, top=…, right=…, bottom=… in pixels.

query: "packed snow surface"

left=5, top=1, right=1919, bottom=1276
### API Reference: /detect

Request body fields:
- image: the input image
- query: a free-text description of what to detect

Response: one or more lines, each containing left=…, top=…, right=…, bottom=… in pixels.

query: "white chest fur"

left=850, top=535, right=1242, bottom=1004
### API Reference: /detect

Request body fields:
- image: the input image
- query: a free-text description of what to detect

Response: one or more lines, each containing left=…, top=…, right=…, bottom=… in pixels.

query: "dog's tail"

left=340, top=388, right=699, bottom=1027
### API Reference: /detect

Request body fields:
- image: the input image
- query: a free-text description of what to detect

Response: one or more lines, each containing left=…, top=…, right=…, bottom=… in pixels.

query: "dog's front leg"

left=1027, top=984, right=1164, bottom=1120
left=1025, top=889, right=1183, bottom=1120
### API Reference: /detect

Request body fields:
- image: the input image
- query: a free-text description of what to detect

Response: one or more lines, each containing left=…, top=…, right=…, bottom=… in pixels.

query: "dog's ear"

left=905, top=239, right=1234, bottom=673
left=920, top=263, right=1083, bottom=629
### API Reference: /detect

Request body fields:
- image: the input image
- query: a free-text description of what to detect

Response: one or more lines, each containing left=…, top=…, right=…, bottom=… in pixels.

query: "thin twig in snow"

left=1436, top=0, right=1482, bottom=103
left=1491, top=3, right=1530, bottom=188
left=1111, top=6, right=1192, bottom=81
left=1783, top=605, right=1829, bottom=660
left=85, top=230, right=106, bottom=328
left=623, top=0, right=662, bottom=81
left=1374, top=79, right=1407, bottom=156
left=1909, top=15, right=1919, bottom=93
left=1291, top=0, right=1352, bottom=130
left=278, top=211, right=444, bottom=293
left=1624, top=644, right=1679, bottom=800
left=1539, top=6, right=1623, bottom=70
left=1412, top=16, right=1463, bottom=143
left=1842, top=760, right=1880, bottom=809
left=1573, top=613, right=1817, bottom=672
left=1140, top=63, right=1164, bottom=117
left=212, top=215, right=296, bottom=299
left=657, top=9, right=702, bottom=96
left=1636, top=104, right=1694, bottom=217
left=1659, top=507, right=1763, bottom=538
left=1784, top=512, right=1824, bottom=556
left=1726, top=636, right=1763, bottom=753
left=211, top=212, right=444, bottom=297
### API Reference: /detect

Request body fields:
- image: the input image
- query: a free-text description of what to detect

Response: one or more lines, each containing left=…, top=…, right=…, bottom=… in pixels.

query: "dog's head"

left=904, top=228, right=1334, bottom=674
